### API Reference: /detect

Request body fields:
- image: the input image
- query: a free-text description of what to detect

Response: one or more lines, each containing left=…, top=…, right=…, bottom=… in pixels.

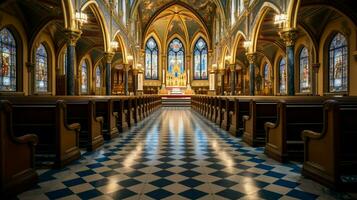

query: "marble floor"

left=18, top=108, right=354, bottom=200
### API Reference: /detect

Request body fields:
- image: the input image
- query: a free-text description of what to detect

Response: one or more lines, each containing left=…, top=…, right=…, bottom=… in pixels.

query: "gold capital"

left=104, top=52, right=115, bottom=64
left=65, top=29, right=82, bottom=46
left=279, top=29, right=298, bottom=47
left=245, top=53, right=257, bottom=64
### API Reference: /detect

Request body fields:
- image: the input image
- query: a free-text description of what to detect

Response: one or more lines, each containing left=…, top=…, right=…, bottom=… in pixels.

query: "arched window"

left=81, top=59, right=89, bottom=94
left=329, top=33, right=348, bottom=93
left=299, top=47, right=310, bottom=93
left=193, top=38, right=208, bottom=80
left=167, top=38, right=185, bottom=77
left=95, top=65, right=102, bottom=95
left=145, top=37, right=158, bottom=80
left=263, top=63, right=272, bottom=93
left=0, top=28, right=16, bottom=91
left=35, top=43, right=48, bottom=92
left=62, top=48, right=67, bottom=75
left=279, top=58, right=287, bottom=95
left=122, top=0, right=126, bottom=24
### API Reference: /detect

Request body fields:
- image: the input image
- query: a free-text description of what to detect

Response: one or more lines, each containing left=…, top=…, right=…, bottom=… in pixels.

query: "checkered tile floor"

left=18, top=108, right=355, bottom=200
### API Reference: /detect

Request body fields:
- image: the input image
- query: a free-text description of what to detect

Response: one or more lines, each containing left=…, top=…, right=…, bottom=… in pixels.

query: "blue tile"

left=149, top=178, right=175, bottom=188
left=255, top=189, right=283, bottom=200
left=249, top=158, right=265, bottom=163
left=274, top=179, right=300, bottom=188
left=179, top=170, right=201, bottom=178
left=179, top=179, right=204, bottom=188
left=212, top=179, right=237, bottom=188
left=216, top=189, right=245, bottom=199
left=287, top=189, right=318, bottom=200
left=255, top=164, right=274, bottom=171
left=95, top=157, right=110, bottom=162
left=125, top=170, right=145, bottom=177
left=145, top=189, right=174, bottom=199
left=118, top=179, right=142, bottom=187
left=90, top=178, right=109, bottom=187
left=209, top=171, right=232, bottom=178
left=180, top=163, right=199, bottom=169
left=153, top=170, right=175, bottom=177
left=264, top=171, right=286, bottom=178
left=179, top=189, right=209, bottom=199
left=77, top=189, right=102, bottom=199
left=155, top=163, right=174, bottom=169
left=86, top=163, right=103, bottom=169
left=109, top=188, right=138, bottom=199
left=45, top=188, right=74, bottom=199
left=63, top=178, right=86, bottom=187
left=207, top=163, right=226, bottom=170
left=100, top=170, right=119, bottom=177
left=76, top=170, right=96, bottom=177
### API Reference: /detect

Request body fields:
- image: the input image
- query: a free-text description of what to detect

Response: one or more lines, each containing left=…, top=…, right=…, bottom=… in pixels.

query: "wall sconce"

left=243, top=40, right=252, bottom=50
left=75, top=11, right=88, bottom=25
left=274, top=13, right=287, bottom=27
left=127, top=55, right=133, bottom=61
left=110, top=41, right=119, bottom=50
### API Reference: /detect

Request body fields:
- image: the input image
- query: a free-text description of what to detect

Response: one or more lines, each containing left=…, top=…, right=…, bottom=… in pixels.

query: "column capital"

left=279, top=29, right=298, bottom=47
left=245, top=53, right=257, bottom=64
left=104, top=52, right=115, bottom=64
left=132, top=68, right=139, bottom=75
left=123, top=64, right=131, bottom=71
left=64, top=29, right=82, bottom=46
left=229, top=64, right=236, bottom=71
left=218, top=68, right=225, bottom=75
left=312, top=63, right=320, bottom=72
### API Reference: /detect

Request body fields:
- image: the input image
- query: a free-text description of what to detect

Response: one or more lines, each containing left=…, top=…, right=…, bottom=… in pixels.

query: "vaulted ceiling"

left=138, top=0, right=218, bottom=33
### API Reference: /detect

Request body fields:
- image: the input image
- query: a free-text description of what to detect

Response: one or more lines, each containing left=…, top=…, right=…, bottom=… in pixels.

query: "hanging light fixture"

left=243, top=40, right=252, bottom=50
left=75, top=0, right=88, bottom=26
left=274, top=13, right=287, bottom=26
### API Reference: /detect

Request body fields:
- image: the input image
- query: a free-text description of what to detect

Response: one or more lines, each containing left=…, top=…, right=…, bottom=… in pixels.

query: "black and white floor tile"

left=17, top=108, right=356, bottom=200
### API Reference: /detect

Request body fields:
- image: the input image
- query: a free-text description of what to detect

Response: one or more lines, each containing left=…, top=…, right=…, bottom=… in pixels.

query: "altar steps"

left=161, top=97, right=191, bottom=107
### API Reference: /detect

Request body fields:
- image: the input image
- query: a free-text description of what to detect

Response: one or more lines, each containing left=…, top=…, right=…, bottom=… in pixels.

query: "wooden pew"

left=64, top=98, right=104, bottom=151
left=10, top=99, right=81, bottom=168
left=221, top=98, right=231, bottom=131
left=302, top=99, right=357, bottom=191
left=243, top=99, right=278, bottom=146
left=264, top=98, right=325, bottom=162
left=228, top=98, right=239, bottom=136
left=0, top=100, right=38, bottom=197
left=95, top=98, right=119, bottom=140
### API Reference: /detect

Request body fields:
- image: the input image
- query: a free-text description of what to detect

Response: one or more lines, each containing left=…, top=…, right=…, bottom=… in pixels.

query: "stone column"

left=64, top=29, right=81, bottom=96
left=312, top=63, right=320, bottom=96
left=132, top=68, right=138, bottom=95
left=230, top=64, right=236, bottom=95
left=246, top=53, right=257, bottom=96
left=124, top=64, right=130, bottom=95
left=280, top=29, right=298, bottom=96
left=26, top=62, right=35, bottom=95
left=219, top=68, right=225, bottom=95
left=105, top=52, right=114, bottom=95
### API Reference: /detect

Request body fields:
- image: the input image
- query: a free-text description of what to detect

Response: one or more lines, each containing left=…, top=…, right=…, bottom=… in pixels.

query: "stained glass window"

left=81, top=59, right=88, bottom=94
left=193, top=38, right=208, bottom=80
left=263, top=63, right=272, bottom=92
left=279, top=58, right=287, bottom=95
left=96, top=65, right=101, bottom=88
left=62, top=48, right=67, bottom=75
left=231, top=0, right=236, bottom=25
left=167, top=38, right=185, bottom=78
left=35, top=43, right=48, bottom=92
left=329, top=33, right=348, bottom=93
left=299, top=47, right=310, bottom=93
left=0, top=28, right=16, bottom=91
left=145, top=37, right=158, bottom=80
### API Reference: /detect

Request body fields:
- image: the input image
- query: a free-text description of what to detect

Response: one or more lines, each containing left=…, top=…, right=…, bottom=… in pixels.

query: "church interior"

left=1, top=0, right=357, bottom=199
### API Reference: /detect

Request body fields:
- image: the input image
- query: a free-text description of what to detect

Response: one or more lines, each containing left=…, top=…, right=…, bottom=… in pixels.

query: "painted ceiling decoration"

left=138, top=0, right=217, bottom=32
left=145, top=4, right=209, bottom=49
